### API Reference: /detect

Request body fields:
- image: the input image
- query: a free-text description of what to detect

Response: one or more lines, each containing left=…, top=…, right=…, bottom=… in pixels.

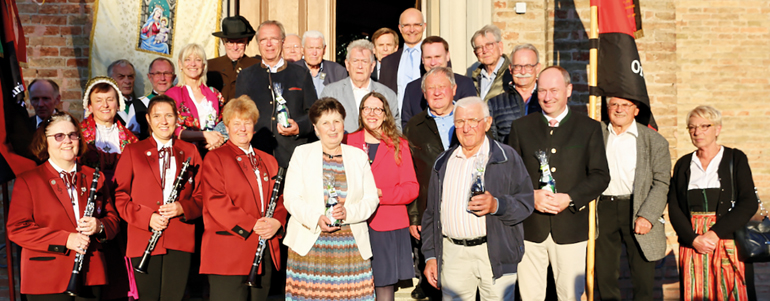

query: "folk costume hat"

left=212, top=16, right=256, bottom=40
left=82, top=76, right=126, bottom=116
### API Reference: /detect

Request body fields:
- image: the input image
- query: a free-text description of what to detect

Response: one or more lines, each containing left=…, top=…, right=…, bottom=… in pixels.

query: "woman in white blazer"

left=283, top=97, right=379, bottom=300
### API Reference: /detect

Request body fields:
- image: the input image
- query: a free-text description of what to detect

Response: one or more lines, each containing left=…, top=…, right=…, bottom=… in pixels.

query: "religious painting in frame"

left=136, top=0, right=177, bottom=56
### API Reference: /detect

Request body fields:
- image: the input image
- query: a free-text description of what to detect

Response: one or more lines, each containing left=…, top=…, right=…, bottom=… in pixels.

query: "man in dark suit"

left=507, top=66, right=610, bottom=300
left=294, top=30, right=347, bottom=97
left=400, top=36, right=476, bottom=128
left=404, top=66, right=458, bottom=300
left=207, top=16, right=262, bottom=104
left=130, top=57, right=176, bottom=140
left=596, top=97, right=670, bottom=301
left=379, top=8, right=425, bottom=113
left=27, top=78, right=61, bottom=129
left=235, top=20, right=317, bottom=168
left=371, top=27, right=399, bottom=82
left=488, top=43, right=543, bottom=143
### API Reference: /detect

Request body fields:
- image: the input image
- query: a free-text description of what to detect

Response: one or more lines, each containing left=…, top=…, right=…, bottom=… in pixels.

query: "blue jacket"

left=421, top=139, right=534, bottom=283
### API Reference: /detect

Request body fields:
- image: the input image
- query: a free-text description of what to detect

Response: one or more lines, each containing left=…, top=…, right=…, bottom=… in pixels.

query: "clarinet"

left=134, top=157, right=192, bottom=274
left=246, top=167, right=286, bottom=287
left=65, top=166, right=101, bottom=297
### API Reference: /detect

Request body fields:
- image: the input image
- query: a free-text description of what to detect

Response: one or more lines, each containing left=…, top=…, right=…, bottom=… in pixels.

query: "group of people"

left=10, top=6, right=759, bottom=301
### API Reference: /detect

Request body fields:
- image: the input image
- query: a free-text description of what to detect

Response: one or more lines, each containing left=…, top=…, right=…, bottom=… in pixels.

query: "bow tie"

left=60, top=171, right=77, bottom=188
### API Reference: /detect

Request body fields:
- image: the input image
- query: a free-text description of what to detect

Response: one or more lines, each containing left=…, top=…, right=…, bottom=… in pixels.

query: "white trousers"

left=440, top=237, right=518, bottom=301
left=517, top=234, right=587, bottom=301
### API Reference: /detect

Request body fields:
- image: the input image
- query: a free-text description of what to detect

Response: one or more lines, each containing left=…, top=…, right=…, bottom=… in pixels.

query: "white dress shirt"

left=603, top=122, right=638, bottom=195
left=153, top=134, right=177, bottom=202
left=544, top=106, right=570, bottom=127
left=479, top=58, right=504, bottom=100
left=49, top=160, right=80, bottom=220
left=688, top=146, right=724, bottom=189
left=239, top=145, right=266, bottom=212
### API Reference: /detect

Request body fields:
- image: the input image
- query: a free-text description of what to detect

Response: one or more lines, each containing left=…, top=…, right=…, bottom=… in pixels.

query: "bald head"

left=398, top=8, right=425, bottom=48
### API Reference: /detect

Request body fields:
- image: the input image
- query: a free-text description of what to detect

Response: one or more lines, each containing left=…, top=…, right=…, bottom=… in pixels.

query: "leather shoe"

left=411, top=286, right=426, bottom=299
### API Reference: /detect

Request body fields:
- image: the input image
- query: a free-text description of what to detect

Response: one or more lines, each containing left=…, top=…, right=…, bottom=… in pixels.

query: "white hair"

left=346, top=39, right=375, bottom=62
left=302, top=30, right=326, bottom=47
left=453, top=96, right=490, bottom=118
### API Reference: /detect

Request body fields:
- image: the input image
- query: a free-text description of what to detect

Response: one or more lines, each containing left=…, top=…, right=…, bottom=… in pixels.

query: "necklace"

left=322, top=151, right=342, bottom=159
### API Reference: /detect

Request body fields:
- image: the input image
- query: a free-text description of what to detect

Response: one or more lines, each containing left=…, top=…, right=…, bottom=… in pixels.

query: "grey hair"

left=148, top=57, right=175, bottom=73
left=346, top=39, right=375, bottom=63
left=107, top=59, right=135, bottom=77
left=257, top=20, right=286, bottom=40
left=453, top=96, right=490, bottom=118
left=302, top=30, right=326, bottom=47
left=511, top=43, right=540, bottom=64
left=470, top=24, right=502, bottom=49
left=421, top=66, right=456, bottom=91
left=539, top=65, right=571, bottom=86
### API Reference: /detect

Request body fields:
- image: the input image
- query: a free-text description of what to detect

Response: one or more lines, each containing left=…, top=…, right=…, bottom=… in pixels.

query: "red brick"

left=62, top=91, right=82, bottom=100
left=35, top=69, right=59, bottom=77
left=60, top=47, right=76, bottom=57
left=40, top=16, right=67, bottom=25
left=39, top=46, right=59, bottom=57
left=67, top=15, right=90, bottom=26
left=38, top=4, right=59, bottom=15
left=43, top=25, right=60, bottom=36
left=63, top=69, right=79, bottom=78
left=60, top=26, right=82, bottom=36
left=60, top=4, right=84, bottom=14
left=17, top=3, right=39, bottom=14
left=66, top=58, right=88, bottom=68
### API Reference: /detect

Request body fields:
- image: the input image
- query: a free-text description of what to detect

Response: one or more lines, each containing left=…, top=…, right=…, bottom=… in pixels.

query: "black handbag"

left=729, top=156, right=770, bottom=262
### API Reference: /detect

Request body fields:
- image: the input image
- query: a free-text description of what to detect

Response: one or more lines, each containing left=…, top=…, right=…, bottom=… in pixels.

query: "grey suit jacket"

left=601, top=121, right=671, bottom=261
left=320, top=77, right=400, bottom=132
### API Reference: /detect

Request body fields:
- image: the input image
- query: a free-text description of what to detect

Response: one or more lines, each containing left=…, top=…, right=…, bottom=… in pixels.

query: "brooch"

left=263, top=173, right=269, bottom=182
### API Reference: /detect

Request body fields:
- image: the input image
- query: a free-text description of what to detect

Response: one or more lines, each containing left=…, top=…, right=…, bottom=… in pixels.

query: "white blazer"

left=282, top=141, right=380, bottom=259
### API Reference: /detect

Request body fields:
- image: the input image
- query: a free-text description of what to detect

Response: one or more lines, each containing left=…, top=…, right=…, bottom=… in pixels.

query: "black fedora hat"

left=212, top=16, right=256, bottom=40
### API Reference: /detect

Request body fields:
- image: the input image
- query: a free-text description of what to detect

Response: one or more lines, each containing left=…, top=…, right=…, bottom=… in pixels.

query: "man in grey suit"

left=294, top=30, right=347, bottom=98
left=320, top=39, right=399, bottom=132
left=596, top=96, right=670, bottom=301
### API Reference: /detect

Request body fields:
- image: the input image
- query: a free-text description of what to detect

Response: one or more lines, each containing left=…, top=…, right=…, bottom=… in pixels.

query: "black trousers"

left=412, top=236, right=442, bottom=300
left=595, top=197, right=656, bottom=301
left=25, top=286, right=102, bottom=301
left=130, top=249, right=191, bottom=301
left=208, top=249, right=273, bottom=301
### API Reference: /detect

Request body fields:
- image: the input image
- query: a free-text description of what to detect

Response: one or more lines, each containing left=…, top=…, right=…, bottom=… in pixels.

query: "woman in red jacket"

left=113, top=95, right=203, bottom=300
left=7, top=111, right=120, bottom=300
left=346, top=92, right=419, bottom=300
left=199, top=95, right=287, bottom=301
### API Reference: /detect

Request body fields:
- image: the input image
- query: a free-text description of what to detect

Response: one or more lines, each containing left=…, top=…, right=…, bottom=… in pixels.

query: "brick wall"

left=17, top=0, right=94, bottom=118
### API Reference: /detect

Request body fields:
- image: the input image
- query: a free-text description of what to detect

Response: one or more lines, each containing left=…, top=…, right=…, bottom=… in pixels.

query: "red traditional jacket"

left=79, top=115, right=139, bottom=182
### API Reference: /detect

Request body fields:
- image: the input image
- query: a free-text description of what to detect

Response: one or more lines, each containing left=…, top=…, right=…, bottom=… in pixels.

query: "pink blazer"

left=345, top=130, right=419, bottom=231
left=165, top=84, right=222, bottom=138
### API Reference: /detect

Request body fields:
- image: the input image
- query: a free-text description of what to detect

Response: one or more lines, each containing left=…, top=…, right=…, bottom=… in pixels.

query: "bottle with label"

left=468, top=157, right=486, bottom=213
left=324, top=174, right=340, bottom=227
left=273, top=83, right=291, bottom=128
left=536, top=150, right=556, bottom=192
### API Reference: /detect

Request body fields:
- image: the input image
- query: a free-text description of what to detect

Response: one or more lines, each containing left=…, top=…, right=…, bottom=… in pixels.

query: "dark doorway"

left=334, top=0, right=418, bottom=64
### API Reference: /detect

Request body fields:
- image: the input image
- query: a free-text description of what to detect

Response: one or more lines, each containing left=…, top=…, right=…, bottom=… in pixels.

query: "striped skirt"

left=680, top=212, right=747, bottom=301
left=285, top=225, right=375, bottom=301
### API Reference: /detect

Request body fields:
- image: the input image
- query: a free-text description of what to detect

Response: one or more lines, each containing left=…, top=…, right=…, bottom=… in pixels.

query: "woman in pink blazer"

left=345, top=91, right=419, bottom=300
left=164, top=43, right=225, bottom=153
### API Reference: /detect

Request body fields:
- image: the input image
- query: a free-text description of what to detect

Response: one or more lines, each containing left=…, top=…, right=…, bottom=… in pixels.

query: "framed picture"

left=136, top=0, right=177, bottom=56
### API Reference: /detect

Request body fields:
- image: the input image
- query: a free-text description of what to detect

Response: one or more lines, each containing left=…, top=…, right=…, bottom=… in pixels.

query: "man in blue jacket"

left=422, top=96, right=534, bottom=300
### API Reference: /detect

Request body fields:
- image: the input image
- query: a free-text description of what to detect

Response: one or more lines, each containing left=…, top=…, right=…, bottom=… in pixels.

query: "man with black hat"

left=208, top=16, right=262, bottom=103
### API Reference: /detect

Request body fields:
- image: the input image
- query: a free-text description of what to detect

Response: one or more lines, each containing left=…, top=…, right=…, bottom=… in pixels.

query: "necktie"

left=124, top=96, right=133, bottom=113
left=549, top=119, right=558, bottom=127
left=60, top=171, right=76, bottom=188
left=60, top=171, right=77, bottom=205
left=406, top=48, right=415, bottom=79
left=247, top=152, right=259, bottom=173
left=158, top=147, right=171, bottom=190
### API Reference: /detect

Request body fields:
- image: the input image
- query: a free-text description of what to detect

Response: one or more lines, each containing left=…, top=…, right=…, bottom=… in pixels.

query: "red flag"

left=591, top=0, right=656, bottom=129
left=0, top=0, right=35, bottom=182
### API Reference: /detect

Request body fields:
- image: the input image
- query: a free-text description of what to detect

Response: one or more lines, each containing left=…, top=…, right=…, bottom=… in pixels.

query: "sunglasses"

left=47, top=132, right=80, bottom=142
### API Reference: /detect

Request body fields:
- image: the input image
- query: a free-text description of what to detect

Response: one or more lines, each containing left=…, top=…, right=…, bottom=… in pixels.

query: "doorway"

left=334, top=0, right=418, bottom=64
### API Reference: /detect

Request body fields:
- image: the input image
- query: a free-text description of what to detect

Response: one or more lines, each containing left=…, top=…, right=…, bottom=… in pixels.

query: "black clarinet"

left=134, top=157, right=191, bottom=274
left=246, top=167, right=286, bottom=287
left=65, top=166, right=101, bottom=297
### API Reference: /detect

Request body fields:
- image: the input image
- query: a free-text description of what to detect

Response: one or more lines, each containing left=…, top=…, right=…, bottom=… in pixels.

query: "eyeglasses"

left=258, top=37, right=282, bottom=45
left=47, top=131, right=80, bottom=142
left=473, top=42, right=499, bottom=53
left=349, top=59, right=371, bottom=65
left=687, top=124, right=713, bottom=133
left=284, top=44, right=300, bottom=50
left=454, top=118, right=485, bottom=128
left=512, top=64, right=537, bottom=72
left=150, top=72, right=174, bottom=78
left=608, top=102, right=636, bottom=110
left=399, top=23, right=424, bottom=30
left=362, top=106, right=384, bottom=115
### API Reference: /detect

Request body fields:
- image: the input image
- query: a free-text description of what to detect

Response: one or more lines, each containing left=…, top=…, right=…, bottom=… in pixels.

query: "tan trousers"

left=517, top=234, right=587, bottom=301
left=440, top=237, right=518, bottom=301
